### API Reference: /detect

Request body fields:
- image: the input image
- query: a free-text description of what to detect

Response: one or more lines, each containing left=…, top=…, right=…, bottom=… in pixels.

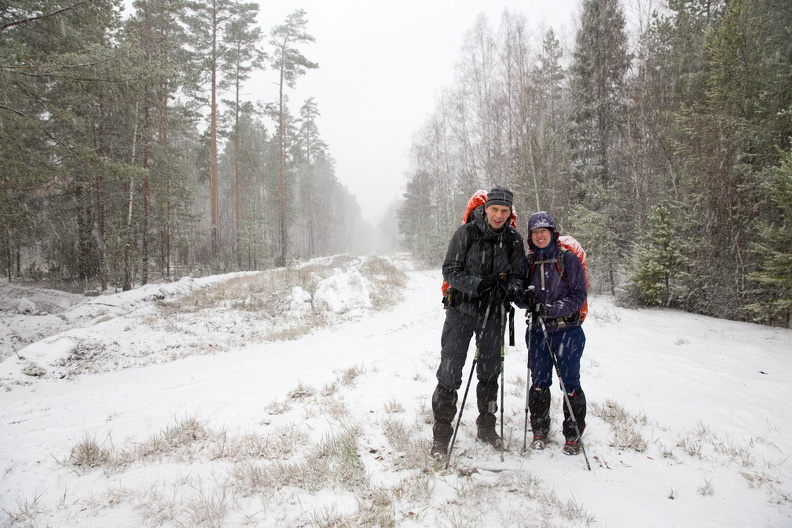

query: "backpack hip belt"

left=547, top=312, right=581, bottom=328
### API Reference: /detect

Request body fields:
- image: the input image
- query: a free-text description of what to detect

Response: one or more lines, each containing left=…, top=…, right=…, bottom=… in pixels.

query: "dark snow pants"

left=435, top=306, right=505, bottom=391
left=526, top=324, right=587, bottom=439
left=526, top=325, right=585, bottom=391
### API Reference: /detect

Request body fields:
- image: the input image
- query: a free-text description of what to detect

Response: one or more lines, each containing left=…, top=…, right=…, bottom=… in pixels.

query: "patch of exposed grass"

left=383, top=399, right=404, bottom=414
left=360, top=256, right=407, bottom=310
left=287, top=381, right=316, bottom=400
left=66, top=434, right=114, bottom=473
left=1, top=492, right=45, bottom=527
left=590, top=398, right=649, bottom=452
left=337, top=364, right=365, bottom=387
left=381, top=416, right=427, bottom=470
left=231, top=423, right=367, bottom=496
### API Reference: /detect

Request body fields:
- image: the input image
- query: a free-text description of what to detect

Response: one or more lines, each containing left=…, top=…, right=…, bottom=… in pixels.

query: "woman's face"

left=531, top=228, right=552, bottom=249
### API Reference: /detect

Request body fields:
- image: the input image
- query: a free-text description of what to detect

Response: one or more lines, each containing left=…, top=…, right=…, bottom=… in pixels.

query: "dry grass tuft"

left=360, top=256, right=407, bottom=309
left=66, top=434, right=114, bottom=472
left=590, top=398, right=649, bottom=452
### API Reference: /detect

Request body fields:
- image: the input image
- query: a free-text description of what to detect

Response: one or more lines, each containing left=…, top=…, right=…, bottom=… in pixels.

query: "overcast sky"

left=251, top=1, right=581, bottom=224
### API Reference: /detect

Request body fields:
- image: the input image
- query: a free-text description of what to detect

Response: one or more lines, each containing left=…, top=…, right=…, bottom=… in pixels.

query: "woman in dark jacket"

left=518, top=211, right=587, bottom=455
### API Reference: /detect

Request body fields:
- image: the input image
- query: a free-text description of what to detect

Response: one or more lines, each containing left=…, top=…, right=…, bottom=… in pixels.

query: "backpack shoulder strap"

left=556, top=247, right=568, bottom=284
left=527, top=246, right=568, bottom=283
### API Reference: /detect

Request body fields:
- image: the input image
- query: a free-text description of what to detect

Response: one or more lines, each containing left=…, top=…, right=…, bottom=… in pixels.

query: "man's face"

left=485, top=204, right=511, bottom=231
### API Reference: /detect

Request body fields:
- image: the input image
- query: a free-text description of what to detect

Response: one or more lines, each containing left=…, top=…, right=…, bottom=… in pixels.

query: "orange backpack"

left=556, top=235, right=589, bottom=322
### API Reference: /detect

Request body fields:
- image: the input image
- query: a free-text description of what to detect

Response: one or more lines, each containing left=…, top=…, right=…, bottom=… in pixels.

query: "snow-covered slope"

left=1, top=254, right=790, bottom=527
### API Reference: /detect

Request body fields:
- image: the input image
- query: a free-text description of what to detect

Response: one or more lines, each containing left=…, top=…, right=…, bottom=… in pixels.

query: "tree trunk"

left=124, top=100, right=140, bottom=291
left=142, top=103, right=150, bottom=285
left=276, top=64, right=287, bottom=267
left=210, top=10, right=220, bottom=260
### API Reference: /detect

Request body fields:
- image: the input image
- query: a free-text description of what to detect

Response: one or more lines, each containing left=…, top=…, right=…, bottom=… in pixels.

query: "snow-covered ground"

left=1, top=253, right=790, bottom=527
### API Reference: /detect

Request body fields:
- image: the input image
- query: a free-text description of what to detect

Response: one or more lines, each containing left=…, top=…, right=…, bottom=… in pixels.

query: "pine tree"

left=748, top=149, right=792, bottom=328
left=625, top=203, right=689, bottom=307
left=182, top=0, right=262, bottom=261
left=126, top=0, right=190, bottom=286
left=269, top=9, right=317, bottom=267
left=568, top=0, right=631, bottom=193
left=220, top=3, right=263, bottom=264
left=232, top=115, right=273, bottom=270
left=0, top=1, right=148, bottom=284
left=295, top=97, right=327, bottom=257
left=567, top=0, right=632, bottom=294
left=531, top=27, right=569, bottom=215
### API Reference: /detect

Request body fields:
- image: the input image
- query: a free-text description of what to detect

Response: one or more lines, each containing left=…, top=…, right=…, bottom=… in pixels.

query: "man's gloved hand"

left=477, top=274, right=500, bottom=296
left=505, top=283, right=522, bottom=303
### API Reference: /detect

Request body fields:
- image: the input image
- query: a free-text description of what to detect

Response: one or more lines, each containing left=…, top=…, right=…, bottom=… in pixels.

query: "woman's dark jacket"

left=516, top=211, right=586, bottom=332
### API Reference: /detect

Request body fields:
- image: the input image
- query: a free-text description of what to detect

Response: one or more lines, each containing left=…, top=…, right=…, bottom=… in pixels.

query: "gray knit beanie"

left=485, top=186, right=513, bottom=209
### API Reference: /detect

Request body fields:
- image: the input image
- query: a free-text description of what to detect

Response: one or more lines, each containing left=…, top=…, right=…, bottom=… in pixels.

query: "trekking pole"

left=508, top=304, right=515, bottom=347
left=446, top=286, right=499, bottom=468
left=522, top=311, right=533, bottom=453
left=499, top=302, right=506, bottom=462
left=522, top=286, right=537, bottom=453
left=536, top=316, right=591, bottom=471
left=445, top=350, right=477, bottom=470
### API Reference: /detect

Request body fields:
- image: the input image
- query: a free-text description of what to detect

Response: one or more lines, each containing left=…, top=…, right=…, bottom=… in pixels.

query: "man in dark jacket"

left=517, top=211, right=587, bottom=455
left=431, top=186, right=525, bottom=458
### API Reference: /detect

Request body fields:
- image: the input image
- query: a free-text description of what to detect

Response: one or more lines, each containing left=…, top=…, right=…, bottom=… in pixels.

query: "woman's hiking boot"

left=562, top=388, right=587, bottom=441
left=529, top=385, right=551, bottom=445
left=531, top=433, right=548, bottom=450
left=563, top=437, right=581, bottom=455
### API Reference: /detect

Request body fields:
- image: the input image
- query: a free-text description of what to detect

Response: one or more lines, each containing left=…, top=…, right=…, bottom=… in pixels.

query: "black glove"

left=534, top=303, right=549, bottom=317
left=477, top=274, right=500, bottom=296
left=522, top=286, right=537, bottom=310
left=505, top=282, right=521, bottom=303
left=522, top=287, right=549, bottom=316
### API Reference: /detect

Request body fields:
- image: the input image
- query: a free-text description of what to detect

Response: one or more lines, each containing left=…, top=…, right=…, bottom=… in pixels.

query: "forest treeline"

left=1, top=1, right=368, bottom=291
left=398, top=0, right=792, bottom=328
left=3, top=1, right=791, bottom=328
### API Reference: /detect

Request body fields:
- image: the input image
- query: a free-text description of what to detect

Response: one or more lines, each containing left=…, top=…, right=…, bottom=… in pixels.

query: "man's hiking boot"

left=431, top=385, right=456, bottom=460
left=475, top=380, right=503, bottom=450
left=531, top=434, right=548, bottom=450
left=563, top=437, right=581, bottom=455
left=476, top=427, right=503, bottom=450
left=430, top=438, right=450, bottom=459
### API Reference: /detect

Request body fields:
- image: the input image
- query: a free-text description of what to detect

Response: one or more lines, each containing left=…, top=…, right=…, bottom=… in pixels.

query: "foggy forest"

left=2, top=0, right=791, bottom=328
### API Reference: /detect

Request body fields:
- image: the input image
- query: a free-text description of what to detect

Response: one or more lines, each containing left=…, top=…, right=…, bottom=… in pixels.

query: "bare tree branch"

left=0, top=1, right=95, bottom=33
